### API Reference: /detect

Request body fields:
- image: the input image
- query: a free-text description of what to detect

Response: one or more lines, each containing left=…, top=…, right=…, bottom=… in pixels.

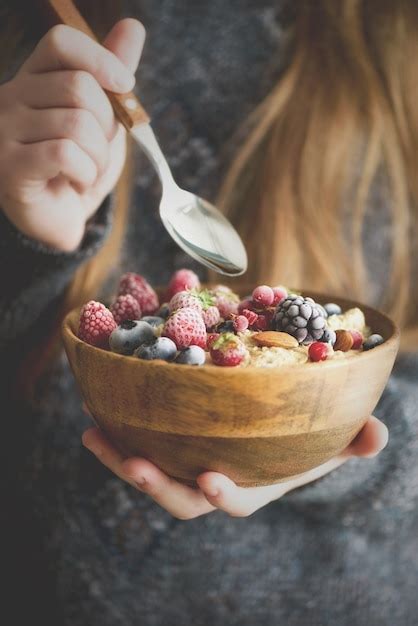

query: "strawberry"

left=202, top=305, right=221, bottom=329
left=162, top=307, right=207, bottom=350
left=78, top=301, right=116, bottom=349
left=110, top=294, right=141, bottom=325
left=207, top=333, right=220, bottom=349
left=169, top=290, right=203, bottom=313
left=210, top=333, right=248, bottom=367
left=118, top=272, right=159, bottom=315
left=210, top=285, right=240, bottom=319
left=167, top=269, right=201, bottom=300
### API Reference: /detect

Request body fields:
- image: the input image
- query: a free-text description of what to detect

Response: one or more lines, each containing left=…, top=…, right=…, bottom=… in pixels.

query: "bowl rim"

left=62, top=290, right=401, bottom=376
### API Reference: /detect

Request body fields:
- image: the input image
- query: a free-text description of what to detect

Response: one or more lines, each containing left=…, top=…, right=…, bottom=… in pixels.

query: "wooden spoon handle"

left=43, top=0, right=150, bottom=129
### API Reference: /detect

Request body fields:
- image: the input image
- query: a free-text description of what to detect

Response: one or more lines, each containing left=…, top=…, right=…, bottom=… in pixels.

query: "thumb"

left=102, top=18, right=146, bottom=74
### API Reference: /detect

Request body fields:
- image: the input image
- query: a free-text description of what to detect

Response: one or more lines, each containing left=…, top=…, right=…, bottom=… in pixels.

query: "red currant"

left=309, top=342, right=329, bottom=362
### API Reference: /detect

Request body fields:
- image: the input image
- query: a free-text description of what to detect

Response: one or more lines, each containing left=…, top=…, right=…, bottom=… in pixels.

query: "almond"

left=334, top=329, right=354, bottom=352
left=253, top=331, right=299, bottom=349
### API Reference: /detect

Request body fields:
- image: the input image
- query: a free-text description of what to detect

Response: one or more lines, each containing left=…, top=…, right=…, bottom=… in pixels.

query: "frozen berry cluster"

left=77, top=270, right=384, bottom=367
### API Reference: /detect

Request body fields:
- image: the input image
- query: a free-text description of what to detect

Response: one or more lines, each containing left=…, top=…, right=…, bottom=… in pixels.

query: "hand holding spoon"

left=43, top=0, right=248, bottom=276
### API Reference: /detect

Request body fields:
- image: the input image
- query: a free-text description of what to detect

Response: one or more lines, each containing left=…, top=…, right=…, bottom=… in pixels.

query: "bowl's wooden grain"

left=62, top=292, right=400, bottom=487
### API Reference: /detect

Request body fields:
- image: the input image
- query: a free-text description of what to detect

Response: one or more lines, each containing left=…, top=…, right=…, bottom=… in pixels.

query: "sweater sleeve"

left=0, top=195, right=113, bottom=349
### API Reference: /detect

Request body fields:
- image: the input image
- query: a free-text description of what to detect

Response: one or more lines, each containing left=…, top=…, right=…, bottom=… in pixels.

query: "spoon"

left=44, top=0, right=248, bottom=276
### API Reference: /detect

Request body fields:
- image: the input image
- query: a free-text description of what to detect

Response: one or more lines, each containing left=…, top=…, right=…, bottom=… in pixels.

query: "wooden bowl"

left=62, top=292, right=400, bottom=487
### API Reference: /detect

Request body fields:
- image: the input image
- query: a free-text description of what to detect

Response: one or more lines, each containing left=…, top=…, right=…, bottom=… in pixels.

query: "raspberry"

left=118, top=272, right=159, bottom=315
left=350, top=330, right=364, bottom=350
left=162, top=307, right=207, bottom=350
left=167, top=269, right=201, bottom=300
left=202, top=305, right=221, bottom=329
left=241, top=308, right=258, bottom=328
left=110, top=294, right=142, bottom=325
left=210, top=333, right=248, bottom=367
left=232, top=315, right=249, bottom=333
left=252, top=285, right=274, bottom=307
left=272, top=286, right=288, bottom=306
left=308, top=342, right=329, bottom=362
left=78, top=301, right=116, bottom=349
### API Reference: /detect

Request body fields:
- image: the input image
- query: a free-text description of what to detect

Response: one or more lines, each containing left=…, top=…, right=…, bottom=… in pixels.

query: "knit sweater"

left=1, top=2, right=417, bottom=625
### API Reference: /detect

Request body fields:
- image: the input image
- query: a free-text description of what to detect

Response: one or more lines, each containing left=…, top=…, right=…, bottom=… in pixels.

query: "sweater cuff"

left=0, top=195, right=113, bottom=264
left=0, top=195, right=114, bottom=345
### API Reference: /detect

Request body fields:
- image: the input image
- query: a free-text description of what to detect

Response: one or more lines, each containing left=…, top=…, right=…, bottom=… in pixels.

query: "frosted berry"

left=324, top=303, right=342, bottom=317
left=309, top=342, right=329, bottom=362
left=274, top=294, right=327, bottom=345
left=210, top=333, right=248, bottom=367
left=241, top=309, right=258, bottom=327
left=233, top=315, right=249, bottom=333
left=320, top=329, right=337, bottom=346
left=272, top=286, right=288, bottom=306
left=78, top=301, right=117, bottom=349
left=363, top=334, right=384, bottom=351
left=238, top=297, right=255, bottom=314
left=207, top=333, right=220, bottom=349
left=162, top=307, right=207, bottom=349
left=215, top=320, right=235, bottom=333
left=136, top=337, right=177, bottom=362
left=175, top=346, right=206, bottom=366
left=157, top=303, right=170, bottom=320
left=118, top=272, right=159, bottom=315
left=110, top=294, right=141, bottom=325
left=210, top=285, right=240, bottom=318
left=202, top=305, right=221, bottom=329
left=109, top=320, right=155, bottom=355
left=167, top=269, right=200, bottom=299
left=255, top=314, right=269, bottom=331
left=252, top=285, right=274, bottom=307
left=350, top=330, right=364, bottom=350
left=141, top=316, right=165, bottom=329
left=169, top=290, right=203, bottom=313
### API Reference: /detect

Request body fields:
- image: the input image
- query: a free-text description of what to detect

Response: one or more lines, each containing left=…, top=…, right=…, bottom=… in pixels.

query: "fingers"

left=102, top=18, right=146, bottom=74
left=23, top=71, right=117, bottom=141
left=345, top=415, right=389, bottom=458
left=82, top=427, right=135, bottom=484
left=14, top=139, right=97, bottom=191
left=121, top=458, right=217, bottom=520
left=22, top=25, right=135, bottom=93
left=18, top=108, right=109, bottom=176
left=197, top=472, right=283, bottom=517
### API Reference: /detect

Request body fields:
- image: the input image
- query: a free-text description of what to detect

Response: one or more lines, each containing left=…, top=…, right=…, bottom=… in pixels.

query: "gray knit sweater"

left=1, top=2, right=417, bottom=625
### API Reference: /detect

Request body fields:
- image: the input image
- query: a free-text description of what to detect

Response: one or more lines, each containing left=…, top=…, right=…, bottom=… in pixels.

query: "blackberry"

left=273, top=294, right=327, bottom=345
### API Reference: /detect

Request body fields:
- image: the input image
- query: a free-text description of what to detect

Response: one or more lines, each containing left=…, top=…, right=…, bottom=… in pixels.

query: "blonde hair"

left=1, top=0, right=417, bottom=390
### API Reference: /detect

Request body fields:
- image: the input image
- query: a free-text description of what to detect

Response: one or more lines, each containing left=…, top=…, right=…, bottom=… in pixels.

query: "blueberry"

left=319, top=329, right=337, bottom=345
left=141, top=316, right=165, bottom=329
left=135, top=337, right=177, bottom=361
left=175, top=346, right=206, bottom=366
left=109, top=320, right=155, bottom=355
left=216, top=320, right=235, bottom=333
left=363, top=334, right=384, bottom=351
left=156, top=303, right=170, bottom=320
left=324, top=303, right=342, bottom=317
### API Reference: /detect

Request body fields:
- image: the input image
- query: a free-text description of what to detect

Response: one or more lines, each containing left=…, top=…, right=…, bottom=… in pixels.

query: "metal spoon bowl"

left=133, top=125, right=248, bottom=276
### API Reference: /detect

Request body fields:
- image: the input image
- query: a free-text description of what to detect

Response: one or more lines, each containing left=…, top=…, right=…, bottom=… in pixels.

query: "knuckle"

left=45, top=24, right=69, bottom=52
left=53, top=139, right=74, bottom=165
left=67, top=71, right=93, bottom=106
left=64, top=109, right=89, bottom=138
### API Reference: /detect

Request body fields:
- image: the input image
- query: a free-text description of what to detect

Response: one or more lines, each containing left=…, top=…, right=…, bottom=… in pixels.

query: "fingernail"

left=204, top=486, right=219, bottom=498
left=134, top=477, right=147, bottom=491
